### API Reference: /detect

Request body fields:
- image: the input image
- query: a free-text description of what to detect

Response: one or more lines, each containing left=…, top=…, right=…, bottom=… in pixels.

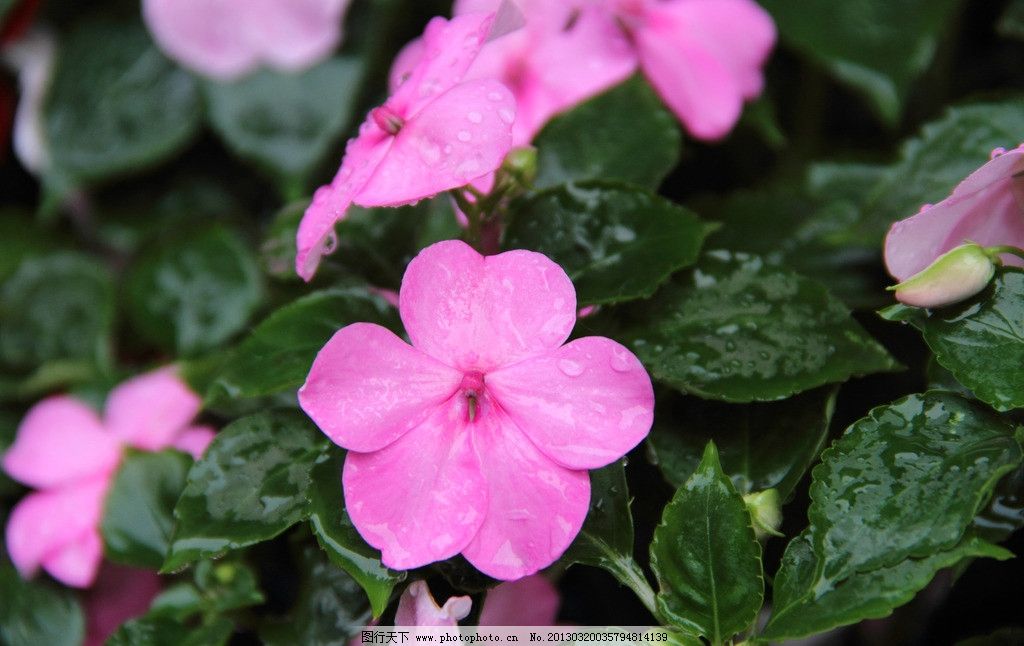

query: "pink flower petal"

left=487, top=337, right=654, bottom=470
left=295, top=126, right=392, bottom=281
left=343, top=400, right=486, bottom=570
left=885, top=151, right=1024, bottom=280
left=104, top=366, right=201, bottom=452
left=480, top=575, right=560, bottom=625
left=635, top=19, right=743, bottom=141
left=172, top=425, right=216, bottom=460
left=395, top=581, right=472, bottom=626
left=645, top=0, right=774, bottom=99
left=399, top=241, right=577, bottom=372
left=246, top=0, right=352, bottom=72
left=355, top=80, right=515, bottom=207
left=5, top=476, right=109, bottom=587
left=461, top=407, right=590, bottom=580
left=2, top=396, right=120, bottom=490
left=300, top=323, right=463, bottom=453
left=83, top=564, right=162, bottom=646
left=388, top=13, right=495, bottom=117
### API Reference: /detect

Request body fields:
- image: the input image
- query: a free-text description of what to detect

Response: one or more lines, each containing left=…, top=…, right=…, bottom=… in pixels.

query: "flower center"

left=459, top=371, right=486, bottom=423
left=371, top=105, right=405, bottom=135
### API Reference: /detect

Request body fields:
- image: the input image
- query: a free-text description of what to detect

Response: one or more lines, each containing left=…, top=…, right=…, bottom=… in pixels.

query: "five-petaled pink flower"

left=295, top=11, right=516, bottom=281
left=2, top=366, right=214, bottom=588
left=403, top=0, right=774, bottom=143
left=884, top=145, right=1024, bottom=282
left=142, top=0, right=352, bottom=80
left=299, top=240, right=654, bottom=580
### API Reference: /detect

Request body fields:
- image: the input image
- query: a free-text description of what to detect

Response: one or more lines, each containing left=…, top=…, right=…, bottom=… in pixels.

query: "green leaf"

left=621, top=251, right=898, bottom=402
left=760, top=0, right=963, bottom=124
left=533, top=75, right=680, bottom=190
left=102, top=449, right=193, bottom=569
left=163, top=410, right=328, bottom=571
left=0, top=252, right=114, bottom=370
left=43, top=18, right=200, bottom=188
left=0, top=559, right=85, bottom=646
left=209, top=288, right=400, bottom=402
left=0, top=211, right=58, bottom=282
left=997, top=0, right=1024, bottom=40
left=0, top=411, right=20, bottom=496
left=261, top=545, right=372, bottom=646
left=761, top=392, right=1023, bottom=640
left=761, top=532, right=1012, bottom=641
left=204, top=58, right=363, bottom=192
left=650, top=443, right=764, bottom=643
left=308, top=450, right=402, bottom=617
left=648, top=386, right=837, bottom=500
left=125, top=226, right=263, bottom=357
left=504, top=182, right=714, bottom=305
left=107, top=616, right=233, bottom=646
left=149, top=559, right=264, bottom=621
left=880, top=269, right=1024, bottom=411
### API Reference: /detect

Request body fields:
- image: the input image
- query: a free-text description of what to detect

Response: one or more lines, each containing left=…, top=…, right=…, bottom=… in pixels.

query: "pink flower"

left=2, top=367, right=214, bottom=588
left=82, top=563, right=162, bottom=646
left=414, top=0, right=773, bottom=143
left=299, top=240, right=654, bottom=580
left=295, top=12, right=516, bottom=281
left=394, top=575, right=559, bottom=626
left=142, top=0, right=351, bottom=80
left=885, top=146, right=1024, bottom=282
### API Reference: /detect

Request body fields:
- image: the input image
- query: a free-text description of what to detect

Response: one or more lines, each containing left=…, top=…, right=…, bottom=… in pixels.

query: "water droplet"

left=610, top=349, right=633, bottom=372
left=558, top=359, right=584, bottom=377
left=487, top=91, right=504, bottom=102
left=418, top=137, right=442, bottom=164
left=918, top=203, right=932, bottom=213
left=499, top=108, right=514, bottom=124
left=467, top=111, right=483, bottom=124
left=457, top=130, right=472, bottom=142
left=456, top=159, right=480, bottom=177
left=322, top=230, right=338, bottom=254
left=443, top=145, right=453, bottom=154
left=991, top=147, right=1007, bottom=159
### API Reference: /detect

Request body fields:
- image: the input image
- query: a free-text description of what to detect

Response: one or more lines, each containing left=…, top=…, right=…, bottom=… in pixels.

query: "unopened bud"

left=501, top=146, right=537, bottom=186
left=888, top=242, right=997, bottom=308
left=744, top=488, right=783, bottom=539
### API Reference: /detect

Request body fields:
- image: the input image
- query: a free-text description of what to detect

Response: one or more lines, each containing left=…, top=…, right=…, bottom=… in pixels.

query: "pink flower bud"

left=889, top=242, right=997, bottom=308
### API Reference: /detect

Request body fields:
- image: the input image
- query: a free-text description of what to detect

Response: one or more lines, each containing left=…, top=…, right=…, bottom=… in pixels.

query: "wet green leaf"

left=107, top=616, right=233, bottom=646
left=622, top=251, right=898, bottom=402
left=648, top=386, right=837, bottom=500
left=0, top=559, right=84, bottom=646
left=308, top=450, right=403, bottom=617
left=163, top=410, right=328, bottom=571
left=125, top=226, right=263, bottom=357
left=533, top=76, right=680, bottom=190
left=504, top=182, right=714, bottom=305
left=881, top=269, right=1024, bottom=411
left=102, top=449, right=193, bottom=569
left=651, top=443, right=764, bottom=643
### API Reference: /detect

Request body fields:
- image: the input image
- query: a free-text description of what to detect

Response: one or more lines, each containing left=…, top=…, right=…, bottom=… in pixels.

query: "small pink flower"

left=82, top=563, right=162, bottom=646
left=394, top=575, right=559, bottom=626
left=885, top=146, right=1024, bottom=282
left=299, top=240, right=654, bottom=580
left=142, top=0, right=352, bottom=80
left=2, top=366, right=214, bottom=588
left=295, top=12, right=516, bottom=281
left=421, top=0, right=774, bottom=143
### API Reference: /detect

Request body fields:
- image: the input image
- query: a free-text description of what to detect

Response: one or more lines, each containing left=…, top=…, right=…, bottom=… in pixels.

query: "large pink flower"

left=2, top=367, right=214, bottom=588
left=414, top=0, right=773, bottom=143
left=142, top=0, right=351, bottom=80
left=295, top=12, right=516, bottom=281
left=885, top=146, right=1024, bottom=282
left=299, top=240, right=654, bottom=580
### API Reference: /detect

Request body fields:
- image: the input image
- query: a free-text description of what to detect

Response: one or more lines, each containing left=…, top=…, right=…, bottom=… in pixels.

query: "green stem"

left=450, top=189, right=483, bottom=251
left=608, top=554, right=659, bottom=619
left=985, top=245, right=1024, bottom=262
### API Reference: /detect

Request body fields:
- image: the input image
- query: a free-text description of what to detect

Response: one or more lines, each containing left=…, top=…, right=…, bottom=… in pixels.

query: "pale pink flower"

left=1, top=28, right=54, bottom=175
left=394, top=575, right=559, bottom=626
left=885, top=146, right=1024, bottom=282
left=83, top=563, right=162, bottom=646
left=142, top=0, right=352, bottom=80
left=299, top=240, right=654, bottom=580
left=416, top=0, right=773, bottom=143
left=295, top=11, right=516, bottom=281
left=2, top=367, right=214, bottom=588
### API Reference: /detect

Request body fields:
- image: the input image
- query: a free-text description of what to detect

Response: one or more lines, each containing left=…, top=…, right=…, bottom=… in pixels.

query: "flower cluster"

left=2, top=367, right=213, bottom=588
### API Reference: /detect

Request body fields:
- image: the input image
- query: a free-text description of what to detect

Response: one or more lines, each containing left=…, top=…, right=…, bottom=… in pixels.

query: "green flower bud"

left=501, top=145, right=537, bottom=186
left=888, top=242, right=997, bottom=308
left=743, top=488, right=783, bottom=539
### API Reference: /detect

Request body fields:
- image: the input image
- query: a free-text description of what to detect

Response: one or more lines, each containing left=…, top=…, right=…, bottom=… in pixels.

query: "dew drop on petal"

left=467, top=111, right=483, bottom=124
left=457, top=130, right=472, bottom=142
left=487, top=91, right=504, bottom=102
left=609, top=348, right=633, bottom=373
left=499, top=108, right=514, bottom=124
left=558, top=359, right=584, bottom=377
left=991, top=147, right=1007, bottom=159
